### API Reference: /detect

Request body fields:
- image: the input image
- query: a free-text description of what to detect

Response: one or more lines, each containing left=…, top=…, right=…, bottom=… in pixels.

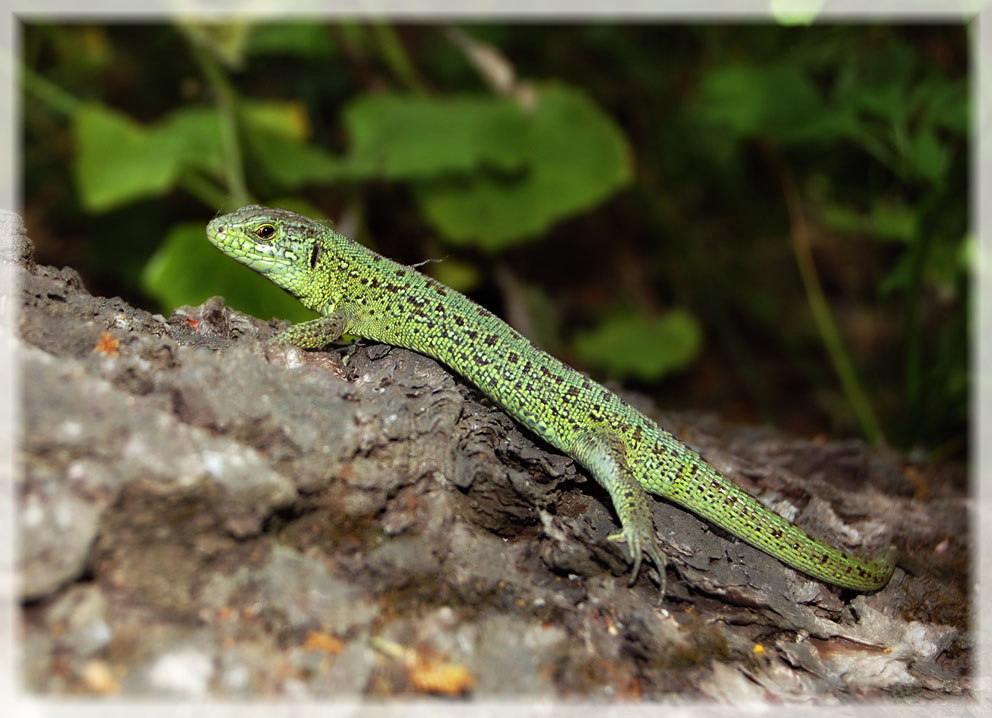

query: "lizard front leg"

left=271, top=305, right=358, bottom=349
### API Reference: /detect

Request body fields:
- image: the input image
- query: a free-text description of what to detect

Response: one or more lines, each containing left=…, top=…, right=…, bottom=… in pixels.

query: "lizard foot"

left=269, top=312, right=351, bottom=350
left=607, top=524, right=668, bottom=600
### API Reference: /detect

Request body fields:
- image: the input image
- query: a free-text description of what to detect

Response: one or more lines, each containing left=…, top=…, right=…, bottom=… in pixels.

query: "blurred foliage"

left=21, top=23, right=968, bottom=457
left=573, top=309, right=703, bottom=383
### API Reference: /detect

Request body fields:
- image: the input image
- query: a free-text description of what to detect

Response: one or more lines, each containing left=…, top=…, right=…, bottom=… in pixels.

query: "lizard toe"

left=608, top=526, right=667, bottom=597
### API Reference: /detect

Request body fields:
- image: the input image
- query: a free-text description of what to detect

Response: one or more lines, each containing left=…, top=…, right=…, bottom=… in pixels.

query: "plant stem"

left=775, top=155, right=884, bottom=444
left=20, top=64, right=81, bottom=117
left=370, top=22, right=428, bottom=95
left=187, top=34, right=250, bottom=208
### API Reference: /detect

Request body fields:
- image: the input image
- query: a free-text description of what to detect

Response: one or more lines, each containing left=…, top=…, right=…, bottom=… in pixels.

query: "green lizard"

left=207, top=205, right=895, bottom=597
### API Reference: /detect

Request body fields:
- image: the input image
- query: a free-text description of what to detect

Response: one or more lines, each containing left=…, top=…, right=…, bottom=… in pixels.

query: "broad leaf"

left=341, top=93, right=527, bottom=179
left=415, top=84, right=633, bottom=249
left=572, top=309, right=702, bottom=382
left=74, top=104, right=185, bottom=212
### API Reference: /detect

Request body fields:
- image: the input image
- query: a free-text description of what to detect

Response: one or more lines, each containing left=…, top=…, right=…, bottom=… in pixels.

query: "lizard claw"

left=608, top=525, right=668, bottom=599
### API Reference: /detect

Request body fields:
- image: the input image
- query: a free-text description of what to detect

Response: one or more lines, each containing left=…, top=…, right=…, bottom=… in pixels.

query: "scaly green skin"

left=207, top=205, right=896, bottom=596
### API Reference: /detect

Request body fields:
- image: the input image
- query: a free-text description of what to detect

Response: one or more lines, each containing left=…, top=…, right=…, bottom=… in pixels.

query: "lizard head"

left=207, top=205, right=340, bottom=310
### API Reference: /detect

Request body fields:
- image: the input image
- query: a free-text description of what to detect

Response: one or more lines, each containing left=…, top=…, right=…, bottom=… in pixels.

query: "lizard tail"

left=660, top=458, right=895, bottom=591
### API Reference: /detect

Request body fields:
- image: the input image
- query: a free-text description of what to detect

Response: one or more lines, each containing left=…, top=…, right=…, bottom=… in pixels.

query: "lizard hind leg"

left=573, top=430, right=668, bottom=599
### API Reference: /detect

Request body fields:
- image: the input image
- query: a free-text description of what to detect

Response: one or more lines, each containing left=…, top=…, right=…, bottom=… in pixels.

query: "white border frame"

left=1, top=3, right=986, bottom=716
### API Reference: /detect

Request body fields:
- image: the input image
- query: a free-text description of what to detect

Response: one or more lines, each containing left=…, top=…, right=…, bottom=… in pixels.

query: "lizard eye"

left=254, top=224, right=276, bottom=239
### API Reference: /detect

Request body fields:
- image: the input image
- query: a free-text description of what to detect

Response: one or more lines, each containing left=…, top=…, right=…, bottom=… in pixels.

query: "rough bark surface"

left=10, top=211, right=969, bottom=700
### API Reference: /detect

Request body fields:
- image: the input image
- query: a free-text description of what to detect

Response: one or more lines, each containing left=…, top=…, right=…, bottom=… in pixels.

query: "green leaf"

left=141, top=222, right=317, bottom=322
left=821, top=204, right=865, bottom=234
left=843, top=40, right=916, bottom=125
left=572, top=309, right=703, bottom=382
left=73, top=104, right=185, bottom=212
left=76, top=100, right=327, bottom=211
left=918, top=79, right=968, bottom=135
left=911, top=127, right=950, bottom=185
left=243, top=124, right=344, bottom=189
left=823, top=198, right=916, bottom=243
left=870, top=200, right=916, bottom=242
left=415, top=83, right=633, bottom=250
left=155, top=106, right=226, bottom=176
left=244, top=23, right=336, bottom=57
left=236, top=100, right=347, bottom=189
left=695, top=64, right=849, bottom=144
left=241, top=100, right=311, bottom=139
left=75, top=99, right=336, bottom=210
left=341, top=92, right=527, bottom=179
left=879, top=232, right=967, bottom=299
left=148, top=100, right=343, bottom=190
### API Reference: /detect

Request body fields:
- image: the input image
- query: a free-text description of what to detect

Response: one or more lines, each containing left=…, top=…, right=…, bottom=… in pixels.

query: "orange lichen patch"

left=304, top=631, right=345, bottom=655
left=81, top=659, right=119, bottom=694
left=752, top=643, right=766, bottom=657
left=408, top=660, right=475, bottom=696
left=185, top=317, right=200, bottom=328
left=370, top=637, right=475, bottom=697
left=93, top=332, right=119, bottom=357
